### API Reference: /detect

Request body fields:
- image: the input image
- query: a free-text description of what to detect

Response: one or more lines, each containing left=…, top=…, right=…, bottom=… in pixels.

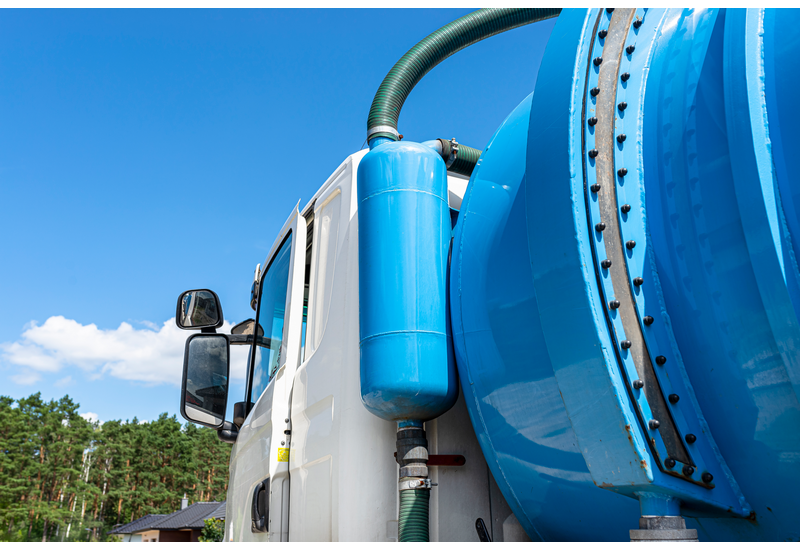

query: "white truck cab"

left=199, top=151, right=521, bottom=542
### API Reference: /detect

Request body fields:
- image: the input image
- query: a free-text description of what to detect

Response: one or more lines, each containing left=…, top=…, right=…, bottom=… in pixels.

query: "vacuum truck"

left=173, top=8, right=800, bottom=542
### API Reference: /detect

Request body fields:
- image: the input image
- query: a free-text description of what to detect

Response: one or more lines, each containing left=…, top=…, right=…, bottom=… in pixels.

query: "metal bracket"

left=446, top=137, right=459, bottom=168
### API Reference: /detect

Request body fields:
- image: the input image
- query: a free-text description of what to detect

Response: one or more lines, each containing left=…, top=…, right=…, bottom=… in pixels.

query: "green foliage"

left=0, top=393, right=231, bottom=542
left=198, top=517, right=224, bottom=542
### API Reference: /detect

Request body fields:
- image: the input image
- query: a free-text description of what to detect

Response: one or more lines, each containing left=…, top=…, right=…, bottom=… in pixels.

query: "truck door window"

left=249, top=233, right=293, bottom=404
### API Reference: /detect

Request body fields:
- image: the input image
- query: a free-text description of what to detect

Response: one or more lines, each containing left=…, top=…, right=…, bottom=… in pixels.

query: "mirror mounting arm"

left=218, top=421, right=239, bottom=444
left=200, top=327, right=217, bottom=334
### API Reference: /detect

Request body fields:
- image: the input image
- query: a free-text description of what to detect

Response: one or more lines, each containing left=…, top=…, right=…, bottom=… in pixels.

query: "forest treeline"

left=0, top=393, right=230, bottom=542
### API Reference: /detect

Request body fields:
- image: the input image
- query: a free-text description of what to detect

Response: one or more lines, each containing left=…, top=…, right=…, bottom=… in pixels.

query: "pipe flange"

left=399, top=479, right=438, bottom=491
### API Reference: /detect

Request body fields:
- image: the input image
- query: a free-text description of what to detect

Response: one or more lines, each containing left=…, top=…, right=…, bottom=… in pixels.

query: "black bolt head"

left=626, top=240, right=636, bottom=249
left=633, top=277, right=643, bottom=286
left=598, top=29, right=608, bottom=39
left=601, top=259, right=612, bottom=269
left=685, top=433, right=697, bottom=444
left=594, top=57, right=603, bottom=66
left=618, top=101, right=628, bottom=111
left=626, top=45, right=636, bottom=55
left=683, top=465, right=695, bottom=477
left=595, top=222, right=606, bottom=231
left=588, top=149, right=599, bottom=158
left=649, top=419, right=660, bottom=429
left=609, top=300, right=620, bottom=309
left=591, top=87, right=600, bottom=97
left=668, top=394, right=680, bottom=404
left=621, top=72, right=631, bottom=82
left=633, top=379, right=644, bottom=389
left=643, top=315, right=654, bottom=325
left=702, top=472, right=714, bottom=484
left=621, top=340, right=632, bottom=350
left=656, top=355, right=667, bottom=365
left=621, top=204, right=631, bottom=213
left=618, top=167, right=628, bottom=177
left=588, top=117, right=598, bottom=126
left=617, top=134, right=627, bottom=143
left=591, top=183, right=601, bottom=193
left=633, top=19, right=643, bottom=29
left=665, top=457, right=676, bottom=468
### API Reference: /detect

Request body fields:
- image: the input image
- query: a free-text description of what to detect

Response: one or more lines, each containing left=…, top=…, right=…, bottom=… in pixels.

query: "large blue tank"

left=357, top=141, right=458, bottom=422
left=452, top=7, right=800, bottom=542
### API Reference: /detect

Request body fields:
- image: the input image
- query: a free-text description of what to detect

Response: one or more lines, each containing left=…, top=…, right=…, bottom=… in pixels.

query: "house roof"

left=140, top=501, right=226, bottom=532
left=108, top=514, right=166, bottom=535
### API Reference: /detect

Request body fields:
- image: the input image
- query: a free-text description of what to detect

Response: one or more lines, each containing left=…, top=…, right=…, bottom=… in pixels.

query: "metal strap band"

left=367, top=125, right=400, bottom=139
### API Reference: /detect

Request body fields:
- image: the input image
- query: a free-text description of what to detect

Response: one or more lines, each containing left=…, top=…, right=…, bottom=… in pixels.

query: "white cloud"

left=55, top=375, right=73, bottom=387
left=80, top=412, right=101, bottom=425
left=1, top=316, right=248, bottom=386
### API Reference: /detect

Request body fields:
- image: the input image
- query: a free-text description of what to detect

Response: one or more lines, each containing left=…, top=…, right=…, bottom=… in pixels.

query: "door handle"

left=251, top=478, right=269, bottom=533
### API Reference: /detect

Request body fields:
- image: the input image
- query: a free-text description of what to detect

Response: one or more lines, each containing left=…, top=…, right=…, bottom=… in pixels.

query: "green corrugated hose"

left=399, top=489, right=430, bottom=542
left=367, top=7, right=561, bottom=176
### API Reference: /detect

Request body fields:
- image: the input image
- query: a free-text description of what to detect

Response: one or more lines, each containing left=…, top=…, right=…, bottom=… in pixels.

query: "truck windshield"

left=249, top=233, right=293, bottom=404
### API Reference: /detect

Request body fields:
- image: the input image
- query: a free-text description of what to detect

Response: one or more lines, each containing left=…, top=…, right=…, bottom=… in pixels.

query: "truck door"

left=226, top=204, right=307, bottom=542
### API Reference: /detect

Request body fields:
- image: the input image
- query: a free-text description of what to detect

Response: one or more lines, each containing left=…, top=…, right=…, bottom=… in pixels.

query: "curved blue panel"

left=451, top=90, right=639, bottom=541
left=451, top=6, right=800, bottom=542
left=357, top=141, right=458, bottom=422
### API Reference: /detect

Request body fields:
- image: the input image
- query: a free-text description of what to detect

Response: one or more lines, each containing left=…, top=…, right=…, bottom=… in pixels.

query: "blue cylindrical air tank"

left=357, top=141, right=458, bottom=422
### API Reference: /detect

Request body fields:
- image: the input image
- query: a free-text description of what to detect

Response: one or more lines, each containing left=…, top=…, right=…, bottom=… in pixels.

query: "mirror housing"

left=231, top=318, right=264, bottom=337
left=180, top=333, right=230, bottom=429
left=176, top=289, right=224, bottom=330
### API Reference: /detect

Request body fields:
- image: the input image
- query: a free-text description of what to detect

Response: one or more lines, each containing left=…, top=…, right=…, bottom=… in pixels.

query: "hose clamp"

left=398, top=479, right=437, bottom=491
left=446, top=138, right=459, bottom=168
left=367, top=125, right=400, bottom=141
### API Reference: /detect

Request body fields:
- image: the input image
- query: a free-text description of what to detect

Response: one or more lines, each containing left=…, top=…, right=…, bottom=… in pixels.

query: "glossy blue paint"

left=357, top=140, right=458, bottom=422
left=451, top=87, right=639, bottom=541
left=448, top=6, right=800, bottom=542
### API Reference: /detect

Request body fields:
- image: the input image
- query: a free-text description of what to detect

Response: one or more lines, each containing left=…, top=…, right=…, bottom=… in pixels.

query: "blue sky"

left=0, top=9, right=554, bottom=425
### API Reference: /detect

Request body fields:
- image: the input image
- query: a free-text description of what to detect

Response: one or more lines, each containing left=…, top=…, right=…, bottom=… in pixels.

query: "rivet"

left=591, top=183, right=601, bottom=193
left=668, top=394, right=679, bottom=404
left=591, top=87, right=600, bottom=97
left=633, top=19, right=642, bottom=29
left=633, top=277, right=643, bottom=286
left=702, top=472, right=714, bottom=483
left=601, top=259, right=612, bottom=269
left=626, top=45, right=636, bottom=55
left=649, top=419, right=660, bottom=430
left=685, top=433, right=696, bottom=444
left=595, top=222, right=606, bottom=231
left=621, top=72, right=630, bottom=82
left=643, top=315, right=654, bottom=325
left=598, top=29, right=608, bottom=39
left=633, top=379, right=644, bottom=389
left=281, top=440, right=285, bottom=445
left=588, top=149, right=599, bottom=158
left=665, top=457, right=676, bottom=468
left=594, top=57, right=603, bottom=66
left=606, top=7, right=614, bottom=13
left=626, top=240, right=636, bottom=249
left=617, top=134, right=627, bottom=143
left=588, top=116, right=598, bottom=126
left=682, top=465, right=694, bottom=477
left=621, top=204, right=631, bottom=213
left=618, top=101, right=628, bottom=111
left=621, top=340, right=632, bottom=349
left=656, top=355, right=667, bottom=365
left=618, top=167, right=628, bottom=177
left=285, top=418, right=290, bottom=423
left=609, top=300, right=620, bottom=309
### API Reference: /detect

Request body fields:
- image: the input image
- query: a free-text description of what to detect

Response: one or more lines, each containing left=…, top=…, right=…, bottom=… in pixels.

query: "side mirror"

left=180, top=333, right=230, bottom=429
left=176, top=289, right=224, bottom=330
